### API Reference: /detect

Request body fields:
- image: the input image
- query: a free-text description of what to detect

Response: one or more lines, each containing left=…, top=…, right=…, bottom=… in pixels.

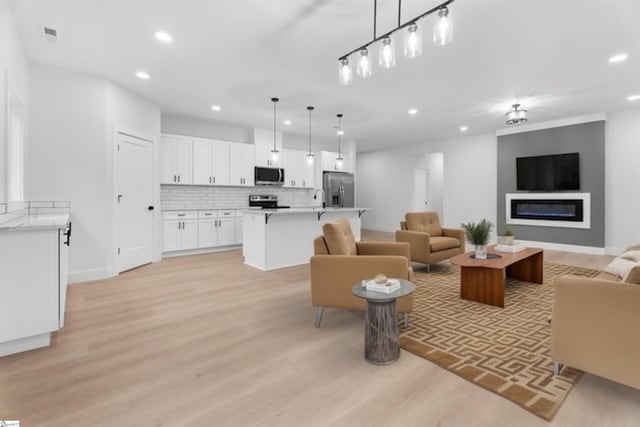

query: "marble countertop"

left=243, top=207, right=369, bottom=215
left=0, top=213, right=71, bottom=232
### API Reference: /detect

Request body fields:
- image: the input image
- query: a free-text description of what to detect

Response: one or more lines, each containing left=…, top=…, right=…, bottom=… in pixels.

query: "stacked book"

left=365, top=278, right=401, bottom=294
left=495, top=243, right=526, bottom=253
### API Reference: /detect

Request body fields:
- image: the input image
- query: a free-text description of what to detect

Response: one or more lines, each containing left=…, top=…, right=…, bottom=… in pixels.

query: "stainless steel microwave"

left=254, top=167, right=284, bottom=186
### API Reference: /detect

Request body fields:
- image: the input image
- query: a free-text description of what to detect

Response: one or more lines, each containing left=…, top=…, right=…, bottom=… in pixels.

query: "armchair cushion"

left=405, top=212, right=443, bottom=236
left=356, top=241, right=410, bottom=258
left=322, top=218, right=357, bottom=255
left=430, top=236, right=461, bottom=252
left=625, top=266, right=640, bottom=285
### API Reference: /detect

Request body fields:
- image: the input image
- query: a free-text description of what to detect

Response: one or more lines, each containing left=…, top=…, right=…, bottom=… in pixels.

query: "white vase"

left=474, top=245, right=487, bottom=259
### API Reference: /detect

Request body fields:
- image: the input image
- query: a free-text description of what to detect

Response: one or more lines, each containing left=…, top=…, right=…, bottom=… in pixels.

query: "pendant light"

left=404, top=22, right=423, bottom=58
left=505, top=104, right=528, bottom=125
left=270, top=97, right=279, bottom=161
left=378, top=36, right=396, bottom=69
left=433, top=6, right=453, bottom=46
left=306, top=106, right=315, bottom=164
left=357, top=48, right=372, bottom=78
left=338, top=58, right=353, bottom=86
left=335, top=114, right=344, bottom=169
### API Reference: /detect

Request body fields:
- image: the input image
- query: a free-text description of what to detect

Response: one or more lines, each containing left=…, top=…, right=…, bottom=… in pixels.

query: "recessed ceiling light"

left=628, top=94, right=640, bottom=102
left=211, top=105, right=222, bottom=112
left=135, top=71, right=150, bottom=80
left=408, top=108, right=418, bottom=115
left=155, top=31, right=173, bottom=43
left=459, top=126, right=468, bottom=132
left=608, top=53, right=628, bottom=64
left=283, top=120, right=292, bottom=125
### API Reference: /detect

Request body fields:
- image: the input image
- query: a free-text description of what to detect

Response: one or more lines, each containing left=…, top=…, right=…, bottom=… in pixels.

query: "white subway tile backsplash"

left=161, top=185, right=319, bottom=210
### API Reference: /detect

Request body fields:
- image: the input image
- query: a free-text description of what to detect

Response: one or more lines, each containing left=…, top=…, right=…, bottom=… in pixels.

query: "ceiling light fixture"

left=505, top=104, right=528, bottom=125
left=306, top=106, right=315, bottom=164
left=627, top=94, right=640, bottom=102
left=135, top=71, right=150, bottom=80
left=154, top=31, right=173, bottom=43
left=408, top=108, right=418, bottom=115
left=608, top=53, right=628, bottom=64
left=211, top=105, right=221, bottom=112
left=338, top=0, right=455, bottom=85
left=459, top=125, right=468, bottom=132
left=336, top=114, right=344, bottom=168
left=271, top=97, right=280, bottom=162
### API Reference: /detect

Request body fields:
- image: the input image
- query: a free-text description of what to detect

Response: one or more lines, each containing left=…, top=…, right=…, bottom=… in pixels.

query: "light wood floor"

left=0, top=231, right=637, bottom=426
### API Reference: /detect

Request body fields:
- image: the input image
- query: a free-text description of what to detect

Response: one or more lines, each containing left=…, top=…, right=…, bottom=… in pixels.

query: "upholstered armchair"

left=310, top=218, right=414, bottom=328
left=396, top=211, right=465, bottom=270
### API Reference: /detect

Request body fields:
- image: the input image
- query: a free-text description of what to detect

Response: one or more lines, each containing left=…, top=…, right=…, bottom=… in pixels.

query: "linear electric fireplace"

left=505, top=193, right=591, bottom=229
left=511, top=199, right=583, bottom=222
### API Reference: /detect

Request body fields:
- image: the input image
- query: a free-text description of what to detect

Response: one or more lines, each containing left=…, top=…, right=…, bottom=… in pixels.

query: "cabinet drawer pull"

left=177, top=214, right=186, bottom=217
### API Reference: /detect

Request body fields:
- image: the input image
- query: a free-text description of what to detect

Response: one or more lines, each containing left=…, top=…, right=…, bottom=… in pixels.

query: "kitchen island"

left=242, top=207, right=368, bottom=270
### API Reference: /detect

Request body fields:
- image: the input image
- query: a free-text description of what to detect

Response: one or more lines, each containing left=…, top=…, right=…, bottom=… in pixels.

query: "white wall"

left=0, top=0, right=29, bottom=203
left=357, top=133, right=497, bottom=236
left=28, top=64, right=160, bottom=282
left=605, top=109, right=640, bottom=254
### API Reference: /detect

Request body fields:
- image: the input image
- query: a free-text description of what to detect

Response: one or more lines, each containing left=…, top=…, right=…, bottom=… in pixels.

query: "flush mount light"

left=284, top=120, right=292, bottom=125
left=608, top=53, right=628, bottom=64
left=135, top=71, right=150, bottom=80
left=211, top=105, right=222, bottom=112
left=505, top=104, right=528, bottom=125
left=459, top=125, right=468, bottom=132
left=338, top=0, right=455, bottom=85
left=408, top=108, right=418, bottom=115
left=627, top=94, right=640, bottom=102
left=154, top=31, right=173, bottom=43
left=271, top=98, right=280, bottom=162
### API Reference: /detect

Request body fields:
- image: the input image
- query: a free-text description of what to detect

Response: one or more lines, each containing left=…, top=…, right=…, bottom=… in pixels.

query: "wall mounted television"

left=516, top=153, right=580, bottom=191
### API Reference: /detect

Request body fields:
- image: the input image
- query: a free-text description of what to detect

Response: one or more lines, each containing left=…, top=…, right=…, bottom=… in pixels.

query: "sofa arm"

left=551, top=275, right=640, bottom=389
left=396, top=230, right=430, bottom=263
left=310, top=255, right=412, bottom=312
left=357, top=241, right=410, bottom=259
left=442, top=227, right=465, bottom=249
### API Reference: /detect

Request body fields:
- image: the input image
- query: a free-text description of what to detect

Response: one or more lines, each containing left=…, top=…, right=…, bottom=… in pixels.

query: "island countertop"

left=243, top=207, right=369, bottom=215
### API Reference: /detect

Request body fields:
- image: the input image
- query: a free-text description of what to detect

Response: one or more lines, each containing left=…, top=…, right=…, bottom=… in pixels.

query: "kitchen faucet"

left=313, top=189, right=326, bottom=208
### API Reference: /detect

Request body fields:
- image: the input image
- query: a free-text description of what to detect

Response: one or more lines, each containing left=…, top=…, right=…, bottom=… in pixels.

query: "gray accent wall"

left=497, top=121, right=605, bottom=247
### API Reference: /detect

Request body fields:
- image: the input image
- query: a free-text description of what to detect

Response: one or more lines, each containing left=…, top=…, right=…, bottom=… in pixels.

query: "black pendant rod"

left=398, top=0, right=402, bottom=27
left=307, top=106, right=314, bottom=154
left=339, top=0, right=455, bottom=60
left=373, top=0, right=377, bottom=39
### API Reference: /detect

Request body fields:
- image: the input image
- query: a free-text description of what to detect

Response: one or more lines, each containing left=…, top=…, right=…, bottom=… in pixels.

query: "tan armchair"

left=396, top=212, right=465, bottom=270
left=310, top=218, right=414, bottom=328
left=551, top=260, right=640, bottom=389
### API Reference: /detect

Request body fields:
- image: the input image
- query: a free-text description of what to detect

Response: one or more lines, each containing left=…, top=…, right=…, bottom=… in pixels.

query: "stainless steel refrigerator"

left=323, top=172, right=354, bottom=208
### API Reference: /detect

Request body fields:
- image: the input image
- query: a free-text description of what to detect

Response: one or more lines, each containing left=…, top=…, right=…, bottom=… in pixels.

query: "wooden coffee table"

left=450, top=246, right=543, bottom=308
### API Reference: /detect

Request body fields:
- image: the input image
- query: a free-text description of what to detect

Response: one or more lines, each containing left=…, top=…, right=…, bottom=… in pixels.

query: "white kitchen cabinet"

left=198, top=210, right=236, bottom=248
left=253, top=128, right=283, bottom=167
left=217, top=217, right=235, bottom=246
left=235, top=212, right=243, bottom=244
left=193, top=139, right=230, bottom=186
left=284, top=149, right=315, bottom=188
left=162, top=136, right=193, bottom=184
left=321, top=150, right=351, bottom=173
left=163, top=212, right=198, bottom=251
left=229, top=143, right=255, bottom=186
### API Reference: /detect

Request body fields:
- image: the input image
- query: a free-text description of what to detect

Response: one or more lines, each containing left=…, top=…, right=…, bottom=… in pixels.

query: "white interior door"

left=413, top=168, right=430, bottom=211
left=115, top=132, right=154, bottom=273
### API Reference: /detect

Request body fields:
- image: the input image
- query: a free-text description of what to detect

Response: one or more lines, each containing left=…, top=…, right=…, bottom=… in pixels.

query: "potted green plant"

left=461, top=218, right=494, bottom=259
left=498, top=226, right=515, bottom=245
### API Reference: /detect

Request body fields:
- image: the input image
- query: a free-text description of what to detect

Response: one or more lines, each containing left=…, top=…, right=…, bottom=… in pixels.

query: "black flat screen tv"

left=516, top=153, right=580, bottom=191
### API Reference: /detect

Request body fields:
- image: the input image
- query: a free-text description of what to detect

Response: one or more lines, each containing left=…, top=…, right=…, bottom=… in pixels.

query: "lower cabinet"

left=235, top=212, right=243, bottom=245
left=164, top=210, right=243, bottom=252
left=163, top=212, right=198, bottom=251
left=198, top=211, right=235, bottom=248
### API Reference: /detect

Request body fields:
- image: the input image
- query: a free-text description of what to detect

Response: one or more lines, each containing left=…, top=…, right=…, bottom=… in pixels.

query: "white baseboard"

left=515, top=240, right=606, bottom=255
left=0, top=333, right=51, bottom=357
left=68, top=266, right=115, bottom=284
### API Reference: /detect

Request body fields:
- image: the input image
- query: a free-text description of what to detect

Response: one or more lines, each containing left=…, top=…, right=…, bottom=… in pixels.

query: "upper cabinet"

left=193, top=138, right=230, bottom=186
left=283, top=149, right=314, bottom=188
left=253, top=128, right=283, bottom=167
left=321, top=151, right=352, bottom=174
left=229, top=143, right=255, bottom=186
left=162, top=136, right=193, bottom=185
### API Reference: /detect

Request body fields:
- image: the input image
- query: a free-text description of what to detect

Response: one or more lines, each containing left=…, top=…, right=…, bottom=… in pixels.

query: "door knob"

left=148, top=206, right=155, bottom=211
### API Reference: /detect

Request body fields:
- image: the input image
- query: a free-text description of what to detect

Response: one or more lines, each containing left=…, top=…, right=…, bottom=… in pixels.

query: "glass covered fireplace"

left=510, top=199, right=584, bottom=222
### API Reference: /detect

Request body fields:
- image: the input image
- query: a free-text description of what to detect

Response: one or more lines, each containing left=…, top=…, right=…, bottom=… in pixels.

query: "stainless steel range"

left=248, top=195, right=290, bottom=209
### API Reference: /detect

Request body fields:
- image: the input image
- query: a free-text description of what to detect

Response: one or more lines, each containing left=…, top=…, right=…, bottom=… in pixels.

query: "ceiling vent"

left=43, top=27, right=58, bottom=43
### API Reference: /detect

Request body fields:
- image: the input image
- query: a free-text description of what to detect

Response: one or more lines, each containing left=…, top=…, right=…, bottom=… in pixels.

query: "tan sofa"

left=396, top=211, right=465, bottom=270
left=551, top=247, right=640, bottom=390
left=310, top=218, right=414, bottom=328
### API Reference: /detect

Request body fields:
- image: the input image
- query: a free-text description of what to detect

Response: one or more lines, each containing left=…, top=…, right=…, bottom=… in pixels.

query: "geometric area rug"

left=400, top=262, right=599, bottom=421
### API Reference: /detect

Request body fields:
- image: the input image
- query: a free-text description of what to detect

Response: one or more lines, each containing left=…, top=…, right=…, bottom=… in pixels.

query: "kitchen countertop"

left=243, top=207, right=369, bottom=214
left=161, top=207, right=262, bottom=212
left=0, top=214, right=71, bottom=232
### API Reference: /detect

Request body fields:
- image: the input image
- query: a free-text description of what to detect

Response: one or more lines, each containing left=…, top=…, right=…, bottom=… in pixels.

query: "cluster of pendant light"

left=338, top=1, right=454, bottom=86
left=270, top=98, right=345, bottom=166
